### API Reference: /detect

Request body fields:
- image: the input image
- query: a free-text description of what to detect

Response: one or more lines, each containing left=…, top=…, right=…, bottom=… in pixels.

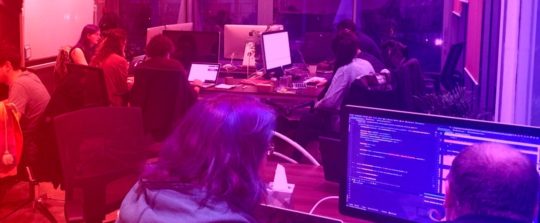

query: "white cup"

left=307, top=65, right=317, bottom=75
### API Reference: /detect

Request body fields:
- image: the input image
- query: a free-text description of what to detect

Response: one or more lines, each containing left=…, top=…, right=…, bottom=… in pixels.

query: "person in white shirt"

left=295, top=31, right=374, bottom=151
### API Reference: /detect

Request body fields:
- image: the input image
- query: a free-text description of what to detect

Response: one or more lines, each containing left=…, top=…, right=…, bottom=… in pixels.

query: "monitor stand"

left=264, top=67, right=285, bottom=80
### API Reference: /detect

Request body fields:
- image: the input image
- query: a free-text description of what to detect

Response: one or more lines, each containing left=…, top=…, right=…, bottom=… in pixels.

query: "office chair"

left=425, top=43, right=464, bottom=94
left=53, top=107, right=148, bottom=223
left=344, top=74, right=402, bottom=111
left=272, top=131, right=320, bottom=166
left=131, top=67, right=196, bottom=142
left=47, top=64, right=110, bottom=117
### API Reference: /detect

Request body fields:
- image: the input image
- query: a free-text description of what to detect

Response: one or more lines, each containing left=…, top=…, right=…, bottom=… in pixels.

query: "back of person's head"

left=336, top=19, right=357, bottom=33
left=145, top=34, right=175, bottom=58
left=0, top=45, right=22, bottom=70
left=147, top=94, right=276, bottom=213
left=76, top=24, right=100, bottom=46
left=382, top=39, right=408, bottom=67
left=332, top=31, right=359, bottom=74
left=99, top=12, right=121, bottom=34
left=446, top=143, right=539, bottom=222
left=91, top=28, right=127, bottom=66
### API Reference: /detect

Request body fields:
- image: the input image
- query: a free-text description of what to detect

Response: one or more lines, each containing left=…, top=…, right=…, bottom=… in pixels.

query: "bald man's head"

left=445, top=143, right=539, bottom=222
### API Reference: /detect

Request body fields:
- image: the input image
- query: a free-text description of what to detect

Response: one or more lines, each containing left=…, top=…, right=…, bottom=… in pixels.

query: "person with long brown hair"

left=90, top=28, right=128, bottom=106
left=117, top=95, right=276, bottom=223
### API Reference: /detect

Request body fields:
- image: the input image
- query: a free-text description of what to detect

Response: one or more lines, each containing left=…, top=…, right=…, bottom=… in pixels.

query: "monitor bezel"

left=162, top=30, right=221, bottom=69
left=260, top=30, right=292, bottom=73
left=223, top=24, right=273, bottom=60
left=339, top=105, right=540, bottom=223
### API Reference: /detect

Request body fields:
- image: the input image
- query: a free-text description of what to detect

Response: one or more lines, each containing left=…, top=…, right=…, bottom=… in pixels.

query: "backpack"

left=0, top=101, right=23, bottom=179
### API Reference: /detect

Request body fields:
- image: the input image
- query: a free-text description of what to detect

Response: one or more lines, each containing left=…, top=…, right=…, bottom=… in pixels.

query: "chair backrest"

left=131, top=67, right=196, bottom=141
left=393, top=58, right=425, bottom=111
left=440, top=43, right=464, bottom=92
left=53, top=107, right=147, bottom=222
left=46, top=64, right=110, bottom=118
left=344, top=74, right=402, bottom=110
left=54, top=106, right=146, bottom=186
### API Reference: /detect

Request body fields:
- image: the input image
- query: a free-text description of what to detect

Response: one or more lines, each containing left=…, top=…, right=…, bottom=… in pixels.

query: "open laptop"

left=188, top=63, right=220, bottom=88
left=254, top=204, right=343, bottom=223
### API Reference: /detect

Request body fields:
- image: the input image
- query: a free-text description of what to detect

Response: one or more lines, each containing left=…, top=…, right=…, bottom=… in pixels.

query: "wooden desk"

left=262, top=162, right=371, bottom=223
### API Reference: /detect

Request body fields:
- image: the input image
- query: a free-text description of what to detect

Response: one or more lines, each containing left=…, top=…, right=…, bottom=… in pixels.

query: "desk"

left=262, top=162, right=371, bottom=223
left=200, top=78, right=323, bottom=100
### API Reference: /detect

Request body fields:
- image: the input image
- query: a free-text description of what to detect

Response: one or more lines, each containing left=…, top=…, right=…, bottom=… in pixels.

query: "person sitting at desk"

left=91, top=28, right=129, bottom=106
left=444, top=143, right=539, bottom=223
left=296, top=31, right=374, bottom=149
left=116, top=95, right=276, bottom=223
left=0, top=45, right=50, bottom=178
left=336, top=19, right=385, bottom=72
left=382, top=39, right=425, bottom=110
left=70, top=24, right=101, bottom=65
left=314, top=31, right=374, bottom=112
left=130, top=34, right=198, bottom=142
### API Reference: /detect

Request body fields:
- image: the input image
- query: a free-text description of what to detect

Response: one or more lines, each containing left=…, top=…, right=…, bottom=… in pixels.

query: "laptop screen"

left=188, top=63, right=220, bottom=82
left=340, top=105, right=540, bottom=222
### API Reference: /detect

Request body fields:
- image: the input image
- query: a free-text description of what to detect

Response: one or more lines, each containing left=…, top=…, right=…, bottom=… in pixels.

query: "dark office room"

left=1, top=0, right=540, bottom=222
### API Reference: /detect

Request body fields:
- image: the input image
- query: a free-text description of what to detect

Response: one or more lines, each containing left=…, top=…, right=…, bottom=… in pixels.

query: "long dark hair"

left=143, top=95, right=276, bottom=214
left=91, top=28, right=126, bottom=66
left=73, top=24, right=100, bottom=62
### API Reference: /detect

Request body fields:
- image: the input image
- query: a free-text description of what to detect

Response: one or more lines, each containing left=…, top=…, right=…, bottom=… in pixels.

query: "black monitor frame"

left=261, top=30, right=292, bottom=78
left=339, top=105, right=540, bottom=223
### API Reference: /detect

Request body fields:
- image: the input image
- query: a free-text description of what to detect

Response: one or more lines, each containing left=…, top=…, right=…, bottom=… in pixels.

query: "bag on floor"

left=0, top=101, right=23, bottom=179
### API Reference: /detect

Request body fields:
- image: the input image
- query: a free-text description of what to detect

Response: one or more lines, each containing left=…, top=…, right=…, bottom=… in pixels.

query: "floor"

left=0, top=178, right=66, bottom=223
left=0, top=178, right=117, bottom=223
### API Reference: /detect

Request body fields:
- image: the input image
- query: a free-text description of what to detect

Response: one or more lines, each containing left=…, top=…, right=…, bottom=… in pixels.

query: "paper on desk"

left=214, top=84, right=236, bottom=89
left=273, top=164, right=289, bottom=191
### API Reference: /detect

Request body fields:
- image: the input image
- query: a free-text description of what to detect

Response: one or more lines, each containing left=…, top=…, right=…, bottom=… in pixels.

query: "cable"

left=309, top=196, right=339, bottom=214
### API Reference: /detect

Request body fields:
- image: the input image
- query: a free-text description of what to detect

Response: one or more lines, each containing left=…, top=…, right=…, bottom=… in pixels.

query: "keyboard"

left=292, top=82, right=307, bottom=89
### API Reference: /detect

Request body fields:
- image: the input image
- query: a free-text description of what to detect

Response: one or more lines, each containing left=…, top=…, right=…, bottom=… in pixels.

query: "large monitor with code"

left=340, top=105, right=540, bottom=223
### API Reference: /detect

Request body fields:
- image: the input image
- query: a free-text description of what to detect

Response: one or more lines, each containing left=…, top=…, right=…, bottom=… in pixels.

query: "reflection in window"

left=195, top=0, right=258, bottom=32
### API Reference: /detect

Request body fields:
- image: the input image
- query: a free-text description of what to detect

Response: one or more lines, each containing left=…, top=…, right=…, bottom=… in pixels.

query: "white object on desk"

left=214, top=84, right=236, bottom=89
left=267, top=164, right=295, bottom=208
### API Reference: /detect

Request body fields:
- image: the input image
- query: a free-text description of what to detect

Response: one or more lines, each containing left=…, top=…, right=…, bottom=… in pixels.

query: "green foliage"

left=415, top=86, right=473, bottom=118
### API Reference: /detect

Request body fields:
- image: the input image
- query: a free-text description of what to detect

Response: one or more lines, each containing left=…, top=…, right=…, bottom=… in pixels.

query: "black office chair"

left=426, top=43, right=464, bottom=94
left=53, top=107, right=148, bottom=223
left=343, top=73, right=402, bottom=110
left=131, top=67, right=197, bottom=142
left=46, top=64, right=110, bottom=117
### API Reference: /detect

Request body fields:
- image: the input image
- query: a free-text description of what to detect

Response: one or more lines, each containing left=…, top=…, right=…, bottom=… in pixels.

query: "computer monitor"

left=223, top=24, right=284, bottom=60
left=340, top=105, right=540, bottom=223
left=146, top=23, right=194, bottom=46
left=146, top=25, right=166, bottom=45
left=261, top=31, right=292, bottom=77
left=165, top=22, right=193, bottom=31
left=162, top=30, right=220, bottom=70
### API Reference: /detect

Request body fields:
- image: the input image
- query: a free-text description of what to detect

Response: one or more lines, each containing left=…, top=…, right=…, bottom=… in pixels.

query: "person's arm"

left=7, top=82, right=28, bottom=117
left=315, top=67, right=350, bottom=110
left=70, top=48, right=88, bottom=65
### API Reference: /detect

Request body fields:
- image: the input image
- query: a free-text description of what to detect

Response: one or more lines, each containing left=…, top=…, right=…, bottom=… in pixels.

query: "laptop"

left=188, top=63, right=220, bottom=88
left=254, top=204, right=343, bottom=223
